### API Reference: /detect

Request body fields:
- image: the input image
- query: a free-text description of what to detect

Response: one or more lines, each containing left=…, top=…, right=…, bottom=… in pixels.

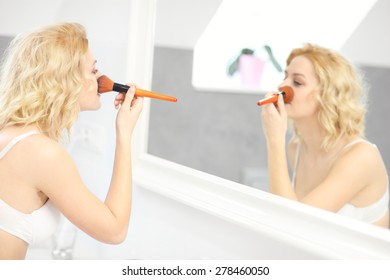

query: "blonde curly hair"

left=0, top=22, right=89, bottom=141
left=287, top=44, right=367, bottom=150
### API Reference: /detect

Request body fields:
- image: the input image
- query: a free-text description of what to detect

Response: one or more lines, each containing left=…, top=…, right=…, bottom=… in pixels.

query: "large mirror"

left=148, top=0, right=390, bottom=195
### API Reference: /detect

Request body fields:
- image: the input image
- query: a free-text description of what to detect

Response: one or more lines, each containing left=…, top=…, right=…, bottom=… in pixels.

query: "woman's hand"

left=261, top=93, right=288, bottom=144
left=114, top=84, right=143, bottom=142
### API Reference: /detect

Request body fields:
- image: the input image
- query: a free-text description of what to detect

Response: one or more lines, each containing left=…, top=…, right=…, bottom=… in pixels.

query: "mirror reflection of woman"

left=261, top=44, right=389, bottom=228
left=0, top=22, right=143, bottom=259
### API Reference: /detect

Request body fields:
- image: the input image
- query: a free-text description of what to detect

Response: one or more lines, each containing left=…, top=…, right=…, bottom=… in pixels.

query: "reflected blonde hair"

left=287, top=44, right=367, bottom=150
left=0, top=22, right=89, bottom=141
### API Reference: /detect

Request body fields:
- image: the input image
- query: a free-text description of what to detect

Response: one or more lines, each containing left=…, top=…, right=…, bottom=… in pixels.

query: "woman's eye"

left=293, top=80, right=302, bottom=86
left=92, top=69, right=98, bottom=74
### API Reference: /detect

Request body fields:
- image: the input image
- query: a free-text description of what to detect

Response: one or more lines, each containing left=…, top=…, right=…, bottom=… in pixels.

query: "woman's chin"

left=80, top=102, right=101, bottom=111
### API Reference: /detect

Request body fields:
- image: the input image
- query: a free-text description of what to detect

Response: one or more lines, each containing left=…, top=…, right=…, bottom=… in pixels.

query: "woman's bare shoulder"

left=21, top=133, right=68, bottom=160
left=331, top=139, right=387, bottom=190
left=340, top=139, right=382, bottom=165
left=19, top=134, right=77, bottom=183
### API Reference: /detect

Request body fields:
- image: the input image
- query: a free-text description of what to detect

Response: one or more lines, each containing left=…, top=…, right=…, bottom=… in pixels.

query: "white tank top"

left=292, top=139, right=389, bottom=223
left=0, top=131, right=61, bottom=245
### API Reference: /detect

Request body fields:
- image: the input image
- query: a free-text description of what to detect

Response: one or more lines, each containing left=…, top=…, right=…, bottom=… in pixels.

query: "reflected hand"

left=261, top=93, right=288, bottom=143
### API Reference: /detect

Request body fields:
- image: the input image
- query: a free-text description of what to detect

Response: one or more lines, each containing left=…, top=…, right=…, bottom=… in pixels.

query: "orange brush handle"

left=257, top=86, right=294, bottom=106
left=97, top=75, right=177, bottom=102
left=135, top=88, right=177, bottom=102
left=257, top=95, right=278, bottom=106
left=110, top=82, right=177, bottom=102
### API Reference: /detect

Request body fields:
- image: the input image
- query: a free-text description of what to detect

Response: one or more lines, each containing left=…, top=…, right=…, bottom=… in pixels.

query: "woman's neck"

left=294, top=117, right=327, bottom=154
left=294, top=117, right=357, bottom=157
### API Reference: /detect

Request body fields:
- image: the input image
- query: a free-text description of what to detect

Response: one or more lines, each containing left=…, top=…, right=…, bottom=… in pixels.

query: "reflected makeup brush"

left=97, top=75, right=177, bottom=102
left=257, top=86, right=294, bottom=106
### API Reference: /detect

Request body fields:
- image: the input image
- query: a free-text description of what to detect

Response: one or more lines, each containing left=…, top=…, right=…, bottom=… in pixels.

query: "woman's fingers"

left=114, top=83, right=136, bottom=109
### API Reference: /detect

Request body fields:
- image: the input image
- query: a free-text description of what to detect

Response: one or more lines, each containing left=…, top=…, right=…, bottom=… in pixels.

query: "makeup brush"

left=98, top=75, right=177, bottom=102
left=257, top=86, right=294, bottom=106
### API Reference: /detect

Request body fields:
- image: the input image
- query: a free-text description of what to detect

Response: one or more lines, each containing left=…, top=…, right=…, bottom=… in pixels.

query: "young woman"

left=261, top=44, right=389, bottom=228
left=0, top=22, right=143, bottom=259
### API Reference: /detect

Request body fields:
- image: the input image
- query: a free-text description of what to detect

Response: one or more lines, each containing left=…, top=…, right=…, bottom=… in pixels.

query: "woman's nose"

left=96, top=71, right=104, bottom=79
left=277, top=80, right=290, bottom=91
left=277, top=83, right=285, bottom=91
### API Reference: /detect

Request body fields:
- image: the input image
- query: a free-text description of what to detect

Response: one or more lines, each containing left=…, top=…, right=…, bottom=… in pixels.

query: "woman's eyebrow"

left=285, top=70, right=306, bottom=79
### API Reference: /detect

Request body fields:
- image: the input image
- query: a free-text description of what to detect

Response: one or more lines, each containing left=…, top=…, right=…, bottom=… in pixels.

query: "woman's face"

left=79, top=49, right=101, bottom=111
left=278, top=55, right=320, bottom=120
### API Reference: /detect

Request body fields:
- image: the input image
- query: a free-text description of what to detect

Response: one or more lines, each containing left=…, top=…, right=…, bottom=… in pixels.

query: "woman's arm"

left=262, top=94, right=298, bottom=201
left=31, top=86, right=143, bottom=244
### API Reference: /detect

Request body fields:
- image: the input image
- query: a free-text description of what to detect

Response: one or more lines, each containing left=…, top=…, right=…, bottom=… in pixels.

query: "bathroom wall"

left=148, top=46, right=390, bottom=190
left=0, top=36, right=12, bottom=56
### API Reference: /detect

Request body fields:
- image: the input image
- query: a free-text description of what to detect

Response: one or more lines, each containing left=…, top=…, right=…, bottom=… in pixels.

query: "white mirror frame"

left=127, top=0, right=390, bottom=259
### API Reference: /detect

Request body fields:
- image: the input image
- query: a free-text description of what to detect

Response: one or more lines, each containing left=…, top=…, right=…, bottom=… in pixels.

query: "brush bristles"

left=281, top=86, right=294, bottom=103
left=97, top=75, right=114, bottom=93
left=257, top=86, right=294, bottom=106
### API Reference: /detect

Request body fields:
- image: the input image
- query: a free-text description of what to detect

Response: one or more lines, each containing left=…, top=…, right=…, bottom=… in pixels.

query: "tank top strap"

left=293, top=142, right=301, bottom=172
left=0, top=131, right=40, bottom=159
left=291, top=142, right=301, bottom=187
left=342, top=138, right=371, bottom=150
left=336, top=138, right=374, bottom=160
